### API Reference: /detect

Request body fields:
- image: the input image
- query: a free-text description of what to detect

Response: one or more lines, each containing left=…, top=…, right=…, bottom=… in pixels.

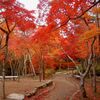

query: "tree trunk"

left=42, top=55, right=45, bottom=80
left=28, top=50, right=36, bottom=76
left=92, top=64, right=96, bottom=93
left=42, top=62, right=45, bottom=80
left=10, top=61, right=14, bottom=76
left=2, top=61, right=5, bottom=100
left=80, top=37, right=96, bottom=98
left=39, top=64, right=42, bottom=82
left=89, top=70, right=92, bottom=86
left=0, top=19, right=15, bottom=99
left=2, top=33, right=9, bottom=99
left=39, top=53, right=45, bottom=81
left=23, top=54, right=27, bottom=76
left=80, top=76, right=87, bottom=98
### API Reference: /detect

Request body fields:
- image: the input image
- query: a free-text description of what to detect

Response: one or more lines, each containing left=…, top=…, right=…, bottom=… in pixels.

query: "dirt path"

left=41, top=73, right=79, bottom=100
left=0, top=77, right=51, bottom=100
left=0, top=72, right=79, bottom=100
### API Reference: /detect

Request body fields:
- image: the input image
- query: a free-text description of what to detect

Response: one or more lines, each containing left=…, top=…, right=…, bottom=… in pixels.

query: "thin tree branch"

left=0, top=44, right=6, bottom=50
left=60, top=46, right=82, bottom=75
left=71, top=0, right=100, bottom=20
left=81, top=17, right=90, bottom=30
left=0, top=27, right=8, bottom=34
left=5, top=19, right=10, bottom=33
left=10, top=23, right=16, bottom=32
left=46, top=0, right=100, bottom=33
left=83, top=36, right=96, bottom=77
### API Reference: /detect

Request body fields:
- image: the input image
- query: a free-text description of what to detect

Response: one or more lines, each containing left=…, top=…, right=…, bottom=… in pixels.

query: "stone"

left=7, top=93, right=25, bottom=100
left=25, top=88, right=37, bottom=97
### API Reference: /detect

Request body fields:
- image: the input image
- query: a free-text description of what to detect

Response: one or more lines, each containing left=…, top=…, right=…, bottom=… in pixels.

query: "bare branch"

left=81, top=17, right=90, bottom=30
left=60, top=46, right=82, bottom=75
left=71, top=0, right=100, bottom=20
left=10, top=23, right=16, bottom=32
left=0, top=27, right=8, bottom=34
left=83, top=36, right=96, bottom=77
left=5, top=19, right=11, bottom=33
left=46, top=0, right=100, bottom=33
left=0, top=44, right=6, bottom=50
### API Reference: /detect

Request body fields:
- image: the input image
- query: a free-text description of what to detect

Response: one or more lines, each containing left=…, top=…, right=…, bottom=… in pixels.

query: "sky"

left=17, top=0, right=48, bottom=25
left=17, top=0, right=39, bottom=10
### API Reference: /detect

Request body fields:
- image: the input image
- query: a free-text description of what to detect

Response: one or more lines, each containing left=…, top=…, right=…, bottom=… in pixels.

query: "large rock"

left=7, top=93, right=25, bottom=100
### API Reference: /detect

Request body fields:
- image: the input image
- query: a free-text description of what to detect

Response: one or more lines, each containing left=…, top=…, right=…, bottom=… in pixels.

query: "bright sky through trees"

left=17, top=0, right=39, bottom=10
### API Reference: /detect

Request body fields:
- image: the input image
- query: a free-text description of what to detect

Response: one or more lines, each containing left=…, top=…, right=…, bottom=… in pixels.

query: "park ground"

left=0, top=71, right=100, bottom=100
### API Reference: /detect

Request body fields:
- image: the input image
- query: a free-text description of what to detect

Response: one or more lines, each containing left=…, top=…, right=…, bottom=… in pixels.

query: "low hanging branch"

left=0, top=27, right=8, bottom=34
left=59, top=46, right=82, bottom=75
left=83, top=36, right=96, bottom=77
left=45, top=0, right=100, bottom=35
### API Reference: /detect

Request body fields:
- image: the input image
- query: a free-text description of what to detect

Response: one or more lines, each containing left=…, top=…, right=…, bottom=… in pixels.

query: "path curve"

left=43, top=72, right=79, bottom=100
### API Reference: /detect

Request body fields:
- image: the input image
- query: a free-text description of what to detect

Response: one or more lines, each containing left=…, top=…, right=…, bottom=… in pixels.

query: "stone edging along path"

left=25, top=80, right=53, bottom=97
left=32, top=81, right=56, bottom=100
left=7, top=80, right=53, bottom=100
